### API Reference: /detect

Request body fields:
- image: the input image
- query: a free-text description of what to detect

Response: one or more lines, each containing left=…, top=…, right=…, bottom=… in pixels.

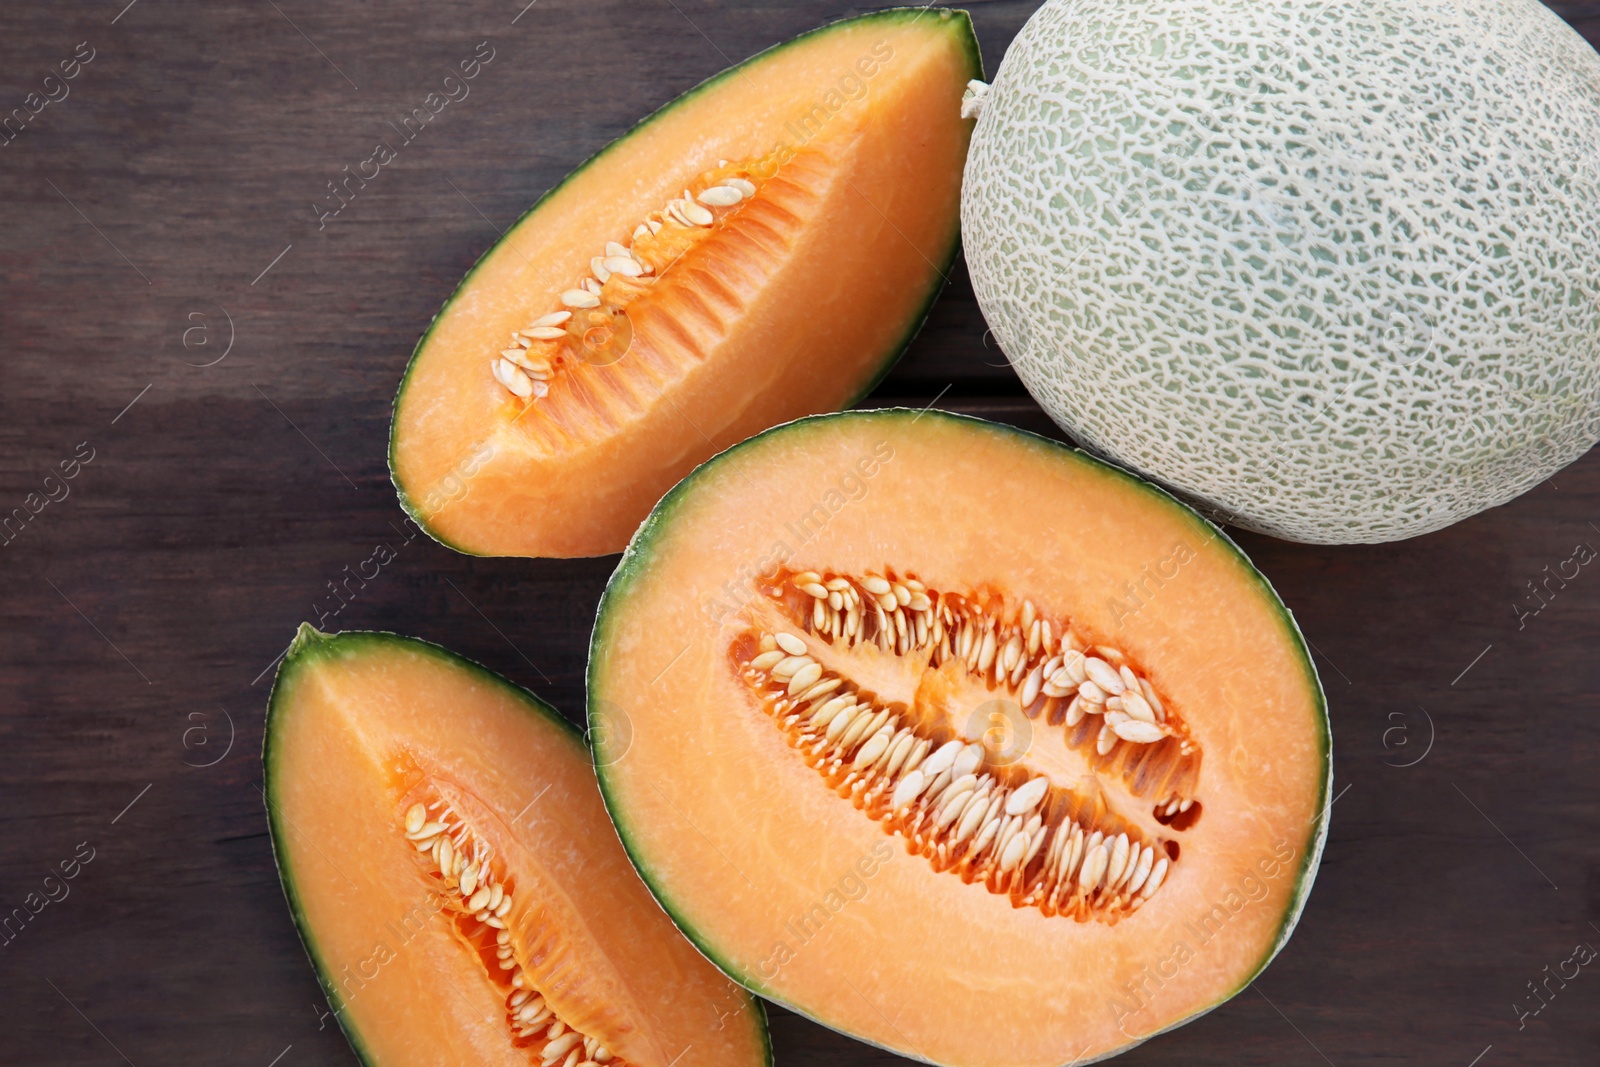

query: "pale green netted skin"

left=963, top=0, right=1600, bottom=543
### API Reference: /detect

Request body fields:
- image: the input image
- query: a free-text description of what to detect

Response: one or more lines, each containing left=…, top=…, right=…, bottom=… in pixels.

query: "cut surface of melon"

left=590, top=410, right=1330, bottom=1067
left=391, top=8, right=980, bottom=558
left=265, top=627, right=768, bottom=1067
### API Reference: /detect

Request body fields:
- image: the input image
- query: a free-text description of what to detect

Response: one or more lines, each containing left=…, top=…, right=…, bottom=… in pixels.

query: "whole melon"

left=962, top=0, right=1600, bottom=543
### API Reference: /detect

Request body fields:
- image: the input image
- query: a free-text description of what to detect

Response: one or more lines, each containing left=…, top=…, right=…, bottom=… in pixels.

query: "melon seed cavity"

left=401, top=796, right=620, bottom=1066
left=490, top=156, right=774, bottom=401
left=732, top=569, right=1204, bottom=922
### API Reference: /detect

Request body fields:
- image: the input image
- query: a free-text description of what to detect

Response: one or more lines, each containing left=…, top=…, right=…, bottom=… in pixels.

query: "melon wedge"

left=264, top=627, right=769, bottom=1067
left=390, top=9, right=980, bottom=558
left=589, top=410, right=1330, bottom=1066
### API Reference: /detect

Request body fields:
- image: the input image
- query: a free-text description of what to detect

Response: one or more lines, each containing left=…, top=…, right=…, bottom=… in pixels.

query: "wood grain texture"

left=1, top=2, right=1597, bottom=1065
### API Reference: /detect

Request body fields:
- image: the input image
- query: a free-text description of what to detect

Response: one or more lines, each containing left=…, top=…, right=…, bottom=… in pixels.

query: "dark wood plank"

left=1, top=2, right=1597, bottom=1066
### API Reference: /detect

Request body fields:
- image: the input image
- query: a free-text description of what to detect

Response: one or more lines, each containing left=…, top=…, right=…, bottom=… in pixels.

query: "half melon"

left=589, top=410, right=1330, bottom=1066
left=264, top=626, right=769, bottom=1067
left=390, top=9, right=980, bottom=558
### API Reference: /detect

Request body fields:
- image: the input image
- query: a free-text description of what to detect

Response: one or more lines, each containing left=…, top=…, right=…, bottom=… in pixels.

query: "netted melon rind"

left=962, top=0, right=1600, bottom=543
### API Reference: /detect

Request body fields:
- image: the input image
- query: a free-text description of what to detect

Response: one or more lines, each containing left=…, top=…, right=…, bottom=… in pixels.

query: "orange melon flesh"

left=265, top=628, right=768, bottom=1067
left=391, top=9, right=980, bottom=558
left=590, top=410, right=1330, bottom=1067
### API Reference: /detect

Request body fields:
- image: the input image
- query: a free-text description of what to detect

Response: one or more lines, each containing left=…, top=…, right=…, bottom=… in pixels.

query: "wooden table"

left=3, top=2, right=1597, bottom=1064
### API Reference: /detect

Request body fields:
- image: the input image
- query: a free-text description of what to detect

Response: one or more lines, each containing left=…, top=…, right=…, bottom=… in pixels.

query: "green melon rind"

left=587, top=408, right=1331, bottom=1067
left=960, top=0, right=1600, bottom=546
left=263, top=625, right=773, bottom=1067
left=389, top=8, right=983, bottom=557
